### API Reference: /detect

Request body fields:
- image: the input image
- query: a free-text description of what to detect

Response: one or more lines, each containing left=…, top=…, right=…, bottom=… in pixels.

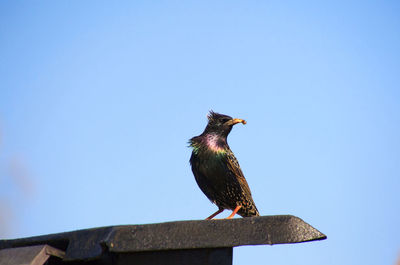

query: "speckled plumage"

left=189, top=111, right=259, bottom=218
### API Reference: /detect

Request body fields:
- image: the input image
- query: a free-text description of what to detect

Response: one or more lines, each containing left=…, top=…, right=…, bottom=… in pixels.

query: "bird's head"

left=203, top=111, right=246, bottom=137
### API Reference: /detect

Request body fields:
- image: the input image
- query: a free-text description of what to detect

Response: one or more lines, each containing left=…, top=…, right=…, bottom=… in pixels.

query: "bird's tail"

left=239, top=204, right=260, bottom=217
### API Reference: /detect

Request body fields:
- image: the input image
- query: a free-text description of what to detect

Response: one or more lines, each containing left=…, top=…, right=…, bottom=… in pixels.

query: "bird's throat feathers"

left=190, top=134, right=227, bottom=155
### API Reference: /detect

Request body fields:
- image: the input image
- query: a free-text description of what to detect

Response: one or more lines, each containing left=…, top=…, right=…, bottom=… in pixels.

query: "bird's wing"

left=225, top=149, right=253, bottom=198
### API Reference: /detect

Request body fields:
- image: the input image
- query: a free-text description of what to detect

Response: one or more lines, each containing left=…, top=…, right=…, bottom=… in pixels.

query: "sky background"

left=0, top=1, right=399, bottom=265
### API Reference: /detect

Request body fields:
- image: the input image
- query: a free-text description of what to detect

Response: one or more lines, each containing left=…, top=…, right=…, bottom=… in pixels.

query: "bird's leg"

left=225, top=205, right=242, bottom=219
left=206, top=208, right=224, bottom=220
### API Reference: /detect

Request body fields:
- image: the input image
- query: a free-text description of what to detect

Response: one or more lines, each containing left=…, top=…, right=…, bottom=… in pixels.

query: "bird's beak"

left=225, top=118, right=247, bottom=126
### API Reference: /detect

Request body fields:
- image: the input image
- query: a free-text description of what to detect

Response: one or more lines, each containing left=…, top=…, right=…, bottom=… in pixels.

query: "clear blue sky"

left=1, top=1, right=399, bottom=265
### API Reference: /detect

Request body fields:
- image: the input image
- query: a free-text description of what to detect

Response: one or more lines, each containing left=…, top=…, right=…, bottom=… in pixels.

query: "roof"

left=0, top=215, right=326, bottom=264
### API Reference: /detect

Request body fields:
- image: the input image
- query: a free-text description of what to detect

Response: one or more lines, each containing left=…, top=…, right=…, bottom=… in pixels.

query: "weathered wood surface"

left=0, top=244, right=65, bottom=265
left=0, top=215, right=326, bottom=262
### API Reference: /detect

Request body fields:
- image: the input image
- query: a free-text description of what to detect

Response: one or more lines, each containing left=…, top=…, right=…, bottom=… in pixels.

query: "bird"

left=189, top=111, right=259, bottom=219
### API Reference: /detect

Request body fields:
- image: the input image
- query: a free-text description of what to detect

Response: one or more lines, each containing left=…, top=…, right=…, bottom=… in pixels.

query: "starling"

left=189, top=111, right=259, bottom=219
